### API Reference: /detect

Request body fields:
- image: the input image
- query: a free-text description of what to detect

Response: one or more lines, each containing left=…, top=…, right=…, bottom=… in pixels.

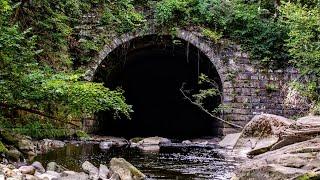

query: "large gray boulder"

left=109, top=158, right=146, bottom=180
left=234, top=113, right=294, bottom=156
left=296, top=116, right=320, bottom=127
left=233, top=137, right=320, bottom=179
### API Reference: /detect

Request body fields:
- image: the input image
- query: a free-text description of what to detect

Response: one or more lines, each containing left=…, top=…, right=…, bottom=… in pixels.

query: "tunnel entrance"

left=94, top=35, right=223, bottom=138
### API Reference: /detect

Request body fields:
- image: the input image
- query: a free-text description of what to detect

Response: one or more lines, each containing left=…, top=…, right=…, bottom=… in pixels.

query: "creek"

left=33, top=140, right=239, bottom=179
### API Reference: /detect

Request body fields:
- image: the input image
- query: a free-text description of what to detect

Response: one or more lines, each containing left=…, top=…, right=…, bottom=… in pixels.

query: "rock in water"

left=82, top=161, right=99, bottom=180
left=110, top=158, right=146, bottom=180
left=99, top=142, right=113, bottom=150
left=234, top=113, right=294, bottom=157
left=136, top=137, right=171, bottom=152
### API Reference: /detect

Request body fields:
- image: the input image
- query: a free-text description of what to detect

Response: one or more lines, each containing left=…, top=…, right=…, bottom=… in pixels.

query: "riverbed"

left=33, top=139, right=239, bottom=179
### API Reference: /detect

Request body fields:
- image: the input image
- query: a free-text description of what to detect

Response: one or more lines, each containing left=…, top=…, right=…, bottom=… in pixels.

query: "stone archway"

left=81, top=28, right=304, bottom=136
left=86, top=30, right=230, bottom=137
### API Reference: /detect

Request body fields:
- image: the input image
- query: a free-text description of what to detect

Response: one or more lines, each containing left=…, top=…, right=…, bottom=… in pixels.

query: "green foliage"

left=154, top=0, right=289, bottom=68
left=12, top=121, right=72, bottom=139
left=201, top=28, right=222, bottom=43
left=75, top=130, right=90, bottom=139
left=227, top=1, right=289, bottom=68
left=192, top=74, right=221, bottom=109
left=193, top=89, right=219, bottom=106
left=155, top=0, right=193, bottom=25
left=0, top=141, right=8, bottom=153
left=100, top=0, right=146, bottom=34
left=281, top=3, right=320, bottom=77
left=0, top=1, right=132, bottom=131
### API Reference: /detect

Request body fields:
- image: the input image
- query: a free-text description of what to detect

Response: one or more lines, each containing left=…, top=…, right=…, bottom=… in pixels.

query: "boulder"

left=82, top=161, right=98, bottom=180
left=296, top=116, right=320, bottom=127
left=31, top=161, right=45, bottom=173
left=109, top=158, right=146, bottom=180
left=136, top=137, right=171, bottom=152
left=233, top=137, right=320, bottom=179
left=18, top=165, right=35, bottom=175
left=98, top=137, right=129, bottom=149
left=99, top=164, right=110, bottom=179
left=234, top=114, right=294, bottom=156
left=137, top=137, right=171, bottom=145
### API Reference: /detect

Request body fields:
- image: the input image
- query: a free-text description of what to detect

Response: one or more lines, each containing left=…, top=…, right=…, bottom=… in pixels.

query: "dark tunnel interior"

left=94, top=35, right=223, bottom=138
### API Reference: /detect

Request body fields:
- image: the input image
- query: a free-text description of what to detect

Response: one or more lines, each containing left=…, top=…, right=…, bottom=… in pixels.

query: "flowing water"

left=33, top=141, right=239, bottom=179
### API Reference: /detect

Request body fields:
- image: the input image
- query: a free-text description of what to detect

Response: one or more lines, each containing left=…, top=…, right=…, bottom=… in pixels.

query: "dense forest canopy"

left=0, top=0, right=319, bottom=136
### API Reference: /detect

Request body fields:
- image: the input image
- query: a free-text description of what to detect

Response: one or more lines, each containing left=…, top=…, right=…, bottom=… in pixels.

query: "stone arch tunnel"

left=93, top=35, right=223, bottom=137
left=82, top=29, right=304, bottom=137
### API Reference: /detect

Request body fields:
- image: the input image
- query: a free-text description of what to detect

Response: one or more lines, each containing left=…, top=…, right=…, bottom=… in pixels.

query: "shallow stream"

left=33, top=141, right=239, bottom=179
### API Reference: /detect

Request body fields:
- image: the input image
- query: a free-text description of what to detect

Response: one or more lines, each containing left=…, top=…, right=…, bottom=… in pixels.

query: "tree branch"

left=179, top=85, right=243, bottom=129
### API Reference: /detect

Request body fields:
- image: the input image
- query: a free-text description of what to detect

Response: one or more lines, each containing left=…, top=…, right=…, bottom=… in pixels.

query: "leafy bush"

left=100, top=0, right=146, bottom=34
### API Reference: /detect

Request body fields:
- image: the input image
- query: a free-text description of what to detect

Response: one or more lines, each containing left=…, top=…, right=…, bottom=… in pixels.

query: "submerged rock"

left=110, top=158, right=146, bottom=180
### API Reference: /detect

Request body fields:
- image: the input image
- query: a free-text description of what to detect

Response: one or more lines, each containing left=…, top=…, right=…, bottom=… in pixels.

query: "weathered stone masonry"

left=77, top=12, right=303, bottom=134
